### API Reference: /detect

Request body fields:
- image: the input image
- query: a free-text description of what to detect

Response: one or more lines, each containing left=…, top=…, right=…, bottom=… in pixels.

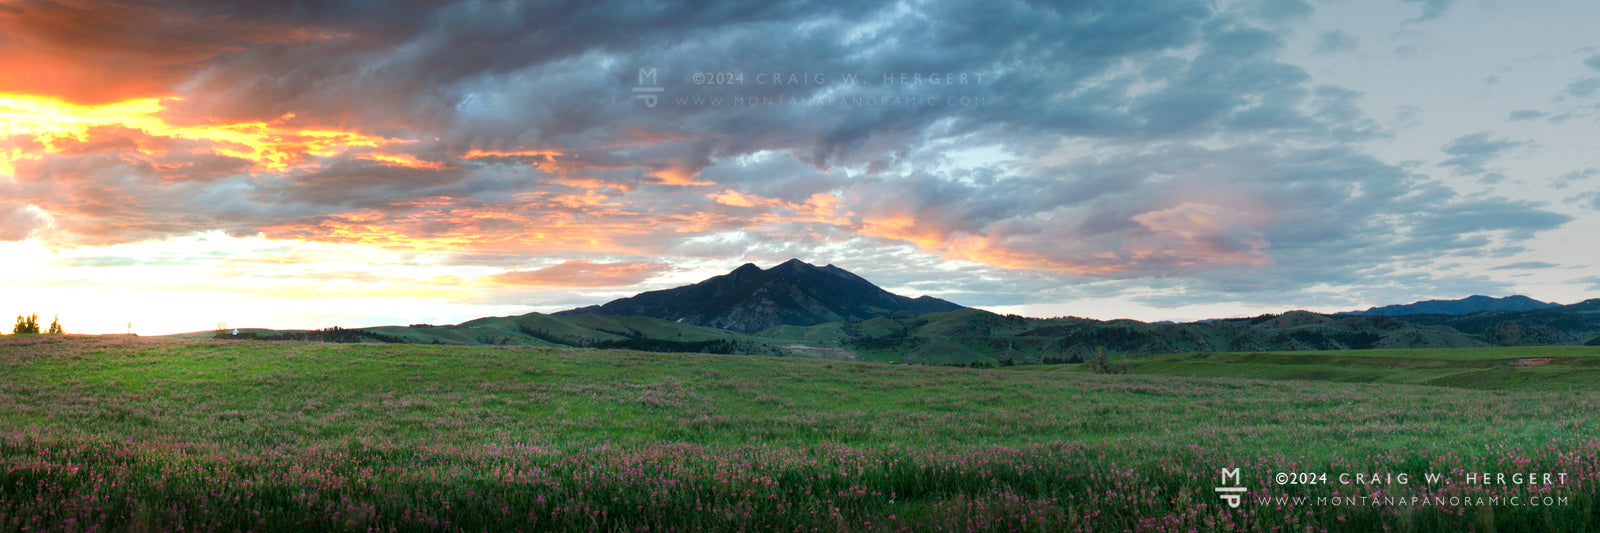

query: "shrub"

left=1087, top=346, right=1129, bottom=374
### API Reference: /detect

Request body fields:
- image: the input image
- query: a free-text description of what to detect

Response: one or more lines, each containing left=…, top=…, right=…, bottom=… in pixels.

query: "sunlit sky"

left=2, top=0, right=1598, bottom=335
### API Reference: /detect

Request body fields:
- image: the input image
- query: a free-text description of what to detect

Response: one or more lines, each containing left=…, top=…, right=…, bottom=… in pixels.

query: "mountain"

left=180, top=268, right=1598, bottom=363
left=555, top=259, right=964, bottom=333
left=1339, top=295, right=1559, bottom=317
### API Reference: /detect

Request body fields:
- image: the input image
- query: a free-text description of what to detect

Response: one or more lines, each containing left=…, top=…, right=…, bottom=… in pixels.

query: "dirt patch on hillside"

left=1510, top=358, right=1553, bottom=367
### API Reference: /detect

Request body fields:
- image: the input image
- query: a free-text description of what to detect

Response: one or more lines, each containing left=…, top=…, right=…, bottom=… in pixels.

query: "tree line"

left=11, top=313, right=64, bottom=335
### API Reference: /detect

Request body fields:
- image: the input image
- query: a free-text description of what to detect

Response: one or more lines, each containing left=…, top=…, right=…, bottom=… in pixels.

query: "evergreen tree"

left=47, top=315, right=64, bottom=335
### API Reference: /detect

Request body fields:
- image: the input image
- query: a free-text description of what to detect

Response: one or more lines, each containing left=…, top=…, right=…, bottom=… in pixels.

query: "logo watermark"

left=1214, top=467, right=1573, bottom=508
left=1216, top=468, right=1246, bottom=509
left=633, top=68, right=663, bottom=108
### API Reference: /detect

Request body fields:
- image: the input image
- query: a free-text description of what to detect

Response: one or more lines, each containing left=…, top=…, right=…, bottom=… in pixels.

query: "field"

left=2, top=336, right=1599, bottom=531
left=1036, top=347, right=1600, bottom=391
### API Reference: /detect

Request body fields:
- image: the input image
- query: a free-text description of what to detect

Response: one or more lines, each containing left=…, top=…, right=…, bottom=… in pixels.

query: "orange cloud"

left=484, top=260, right=672, bottom=287
left=255, top=190, right=660, bottom=256
left=463, top=149, right=562, bottom=160
left=0, top=0, right=326, bottom=104
left=710, top=189, right=779, bottom=208
left=650, top=166, right=713, bottom=186
left=361, top=152, right=446, bottom=170
left=858, top=214, right=950, bottom=251
left=855, top=202, right=1273, bottom=276
left=709, top=190, right=849, bottom=225
left=1129, top=202, right=1273, bottom=267
left=0, top=93, right=399, bottom=174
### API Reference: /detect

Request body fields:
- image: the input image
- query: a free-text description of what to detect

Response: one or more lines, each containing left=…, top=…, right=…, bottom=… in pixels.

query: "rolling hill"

left=759, top=308, right=1502, bottom=364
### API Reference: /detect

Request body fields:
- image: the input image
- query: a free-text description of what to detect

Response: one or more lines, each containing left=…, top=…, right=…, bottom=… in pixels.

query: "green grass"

left=1020, top=346, right=1600, bottom=391
left=3, top=336, right=1600, bottom=531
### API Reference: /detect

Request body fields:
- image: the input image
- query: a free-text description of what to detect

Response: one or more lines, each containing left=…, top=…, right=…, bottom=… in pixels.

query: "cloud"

left=0, top=0, right=1581, bottom=318
left=1254, top=0, right=1314, bottom=22
left=54, top=256, right=144, bottom=267
left=1489, top=261, right=1559, bottom=270
left=1507, top=109, right=1546, bottom=121
left=1438, top=132, right=1525, bottom=175
left=485, top=260, right=673, bottom=288
left=1407, top=198, right=1571, bottom=242
left=0, top=203, right=54, bottom=241
left=1585, top=54, right=1600, bottom=71
left=1566, top=78, right=1600, bottom=98
left=1401, top=0, right=1456, bottom=23
left=815, top=138, right=1573, bottom=305
left=1312, top=30, right=1357, bottom=55
left=1580, top=192, right=1600, bottom=211
left=0, top=0, right=324, bottom=104
left=1551, top=168, right=1596, bottom=189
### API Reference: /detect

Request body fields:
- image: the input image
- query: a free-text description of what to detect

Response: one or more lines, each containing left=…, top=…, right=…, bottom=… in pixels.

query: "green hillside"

left=175, top=312, right=802, bottom=355
left=3, top=335, right=1599, bottom=531
left=759, top=307, right=1600, bottom=364
left=168, top=300, right=1600, bottom=367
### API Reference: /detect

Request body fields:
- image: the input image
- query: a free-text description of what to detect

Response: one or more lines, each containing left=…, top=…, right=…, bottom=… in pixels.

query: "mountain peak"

left=556, top=260, right=963, bottom=333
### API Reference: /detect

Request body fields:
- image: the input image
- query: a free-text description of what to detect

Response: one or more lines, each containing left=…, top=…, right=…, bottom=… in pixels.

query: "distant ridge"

left=1338, top=295, right=1559, bottom=317
left=555, top=259, right=963, bottom=333
left=173, top=291, right=1598, bottom=361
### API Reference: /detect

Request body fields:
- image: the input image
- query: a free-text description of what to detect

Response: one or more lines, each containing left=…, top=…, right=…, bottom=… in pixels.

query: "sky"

left=1, top=0, right=1598, bottom=335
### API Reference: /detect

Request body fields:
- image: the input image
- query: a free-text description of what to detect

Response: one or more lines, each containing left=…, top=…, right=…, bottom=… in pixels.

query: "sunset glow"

left=0, top=93, right=396, bottom=173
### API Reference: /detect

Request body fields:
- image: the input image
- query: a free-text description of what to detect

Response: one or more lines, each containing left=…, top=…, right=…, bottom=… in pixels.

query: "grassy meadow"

left=1033, top=346, right=1600, bottom=391
left=2, top=335, right=1599, bottom=531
